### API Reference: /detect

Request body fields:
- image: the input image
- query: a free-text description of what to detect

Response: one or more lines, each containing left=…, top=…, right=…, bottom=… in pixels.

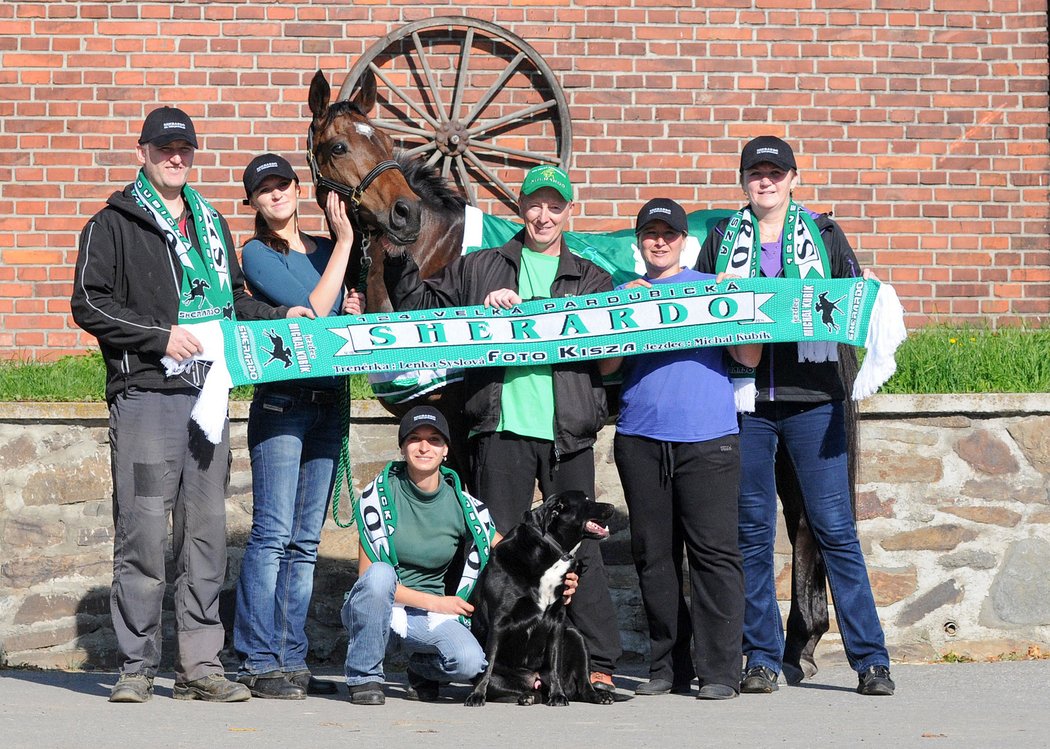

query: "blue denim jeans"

left=738, top=400, right=889, bottom=675
left=342, top=562, right=487, bottom=686
left=234, top=389, right=342, bottom=675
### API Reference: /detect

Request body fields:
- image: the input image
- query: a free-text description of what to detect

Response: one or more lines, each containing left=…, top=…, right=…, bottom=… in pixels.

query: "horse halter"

left=306, top=125, right=402, bottom=210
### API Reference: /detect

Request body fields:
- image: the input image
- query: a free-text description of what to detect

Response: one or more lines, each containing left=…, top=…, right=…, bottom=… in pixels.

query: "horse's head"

left=308, top=70, right=422, bottom=245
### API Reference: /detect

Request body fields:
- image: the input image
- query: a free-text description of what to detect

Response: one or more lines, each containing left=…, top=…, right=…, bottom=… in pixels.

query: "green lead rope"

left=330, top=374, right=356, bottom=528
left=330, top=241, right=373, bottom=529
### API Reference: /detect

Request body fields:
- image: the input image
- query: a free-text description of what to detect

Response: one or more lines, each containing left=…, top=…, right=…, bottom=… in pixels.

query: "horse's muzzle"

left=385, top=196, right=422, bottom=245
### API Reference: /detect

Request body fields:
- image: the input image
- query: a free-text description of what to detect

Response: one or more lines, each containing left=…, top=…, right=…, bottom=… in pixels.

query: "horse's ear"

left=308, top=69, right=331, bottom=123
left=349, top=69, right=377, bottom=114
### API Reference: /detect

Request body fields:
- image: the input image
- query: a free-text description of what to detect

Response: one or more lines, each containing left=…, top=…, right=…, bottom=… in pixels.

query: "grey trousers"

left=108, top=388, right=229, bottom=682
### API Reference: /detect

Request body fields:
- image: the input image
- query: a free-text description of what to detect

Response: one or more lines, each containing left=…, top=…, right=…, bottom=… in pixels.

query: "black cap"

left=635, top=198, right=689, bottom=236
left=398, top=406, right=451, bottom=446
left=739, top=136, right=797, bottom=173
left=242, top=153, right=299, bottom=204
left=138, top=106, right=198, bottom=148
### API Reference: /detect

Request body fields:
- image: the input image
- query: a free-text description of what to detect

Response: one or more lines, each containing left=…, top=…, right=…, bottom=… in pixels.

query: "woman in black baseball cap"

left=695, top=137, right=893, bottom=698
left=339, top=405, right=503, bottom=705
left=231, top=157, right=364, bottom=700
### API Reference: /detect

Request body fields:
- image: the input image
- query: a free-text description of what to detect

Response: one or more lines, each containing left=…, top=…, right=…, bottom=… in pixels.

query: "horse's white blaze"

left=354, top=122, right=374, bottom=138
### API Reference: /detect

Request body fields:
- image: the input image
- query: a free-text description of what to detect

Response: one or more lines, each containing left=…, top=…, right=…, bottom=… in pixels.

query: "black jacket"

left=384, top=231, right=612, bottom=455
left=71, top=184, right=286, bottom=402
left=696, top=211, right=861, bottom=403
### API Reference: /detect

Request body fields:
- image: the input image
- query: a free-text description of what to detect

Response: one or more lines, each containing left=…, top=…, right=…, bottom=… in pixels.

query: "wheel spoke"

left=372, top=119, right=433, bottom=140
left=425, top=150, right=444, bottom=169
left=461, top=51, right=526, bottom=128
left=454, top=154, right=477, bottom=205
left=449, top=27, right=475, bottom=123
left=441, top=153, right=453, bottom=182
left=411, top=31, right=447, bottom=124
left=368, top=62, right=443, bottom=130
left=463, top=148, right=516, bottom=201
left=465, top=99, right=557, bottom=138
left=467, top=139, right=560, bottom=165
left=401, top=142, right=437, bottom=159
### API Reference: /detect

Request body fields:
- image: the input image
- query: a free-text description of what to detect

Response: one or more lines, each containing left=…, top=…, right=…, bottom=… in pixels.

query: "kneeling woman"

left=342, top=406, right=499, bottom=705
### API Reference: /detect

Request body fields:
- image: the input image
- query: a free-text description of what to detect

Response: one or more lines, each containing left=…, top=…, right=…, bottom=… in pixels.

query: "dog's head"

left=529, top=490, right=614, bottom=554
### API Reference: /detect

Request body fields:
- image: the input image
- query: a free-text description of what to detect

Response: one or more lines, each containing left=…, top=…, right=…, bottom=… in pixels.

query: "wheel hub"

left=436, top=121, right=469, bottom=156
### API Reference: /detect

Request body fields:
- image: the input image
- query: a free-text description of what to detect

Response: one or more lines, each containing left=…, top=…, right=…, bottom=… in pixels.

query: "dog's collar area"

left=542, top=532, right=577, bottom=559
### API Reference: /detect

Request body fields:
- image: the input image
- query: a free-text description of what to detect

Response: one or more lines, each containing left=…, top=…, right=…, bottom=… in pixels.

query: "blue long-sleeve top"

left=242, top=235, right=344, bottom=390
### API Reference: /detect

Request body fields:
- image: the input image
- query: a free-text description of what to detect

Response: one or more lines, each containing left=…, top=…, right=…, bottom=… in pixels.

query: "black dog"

left=464, top=491, right=616, bottom=707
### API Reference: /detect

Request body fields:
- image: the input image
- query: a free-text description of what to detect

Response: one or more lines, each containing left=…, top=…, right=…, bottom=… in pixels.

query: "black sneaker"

left=237, top=671, right=305, bottom=700
left=697, top=683, right=738, bottom=700
left=109, top=673, right=153, bottom=703
left=173, top=673, right=251, bottom=702
left=348, top=681, right=385, bottom=705
left=740, top=665, right=779, bottom=694
left=857, top=665, right=895, bottom=696
left=287, top=670, right=338, bottom=695
left=634, top=678, right=673, bottom=696
left=405, top=669, right=440, bottom=702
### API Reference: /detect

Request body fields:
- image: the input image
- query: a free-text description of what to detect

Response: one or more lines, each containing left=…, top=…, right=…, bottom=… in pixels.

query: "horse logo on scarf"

left=815, top=291, right=844, bottom=333
left=263, top=330, right=294, bottom=368
left=184, top=278, right=211, bottom=309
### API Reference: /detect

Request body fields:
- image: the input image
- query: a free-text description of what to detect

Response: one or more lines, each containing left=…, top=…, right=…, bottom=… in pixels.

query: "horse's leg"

left=778, top=445, right=828, bottom=685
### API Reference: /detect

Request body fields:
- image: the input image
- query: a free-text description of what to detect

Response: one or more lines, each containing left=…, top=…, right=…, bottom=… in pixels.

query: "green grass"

left=0, top=326, right=1046, bottom=401
left=876, top=325, right=1050, bottom=395
left=0, top=352, right=375, bottom=402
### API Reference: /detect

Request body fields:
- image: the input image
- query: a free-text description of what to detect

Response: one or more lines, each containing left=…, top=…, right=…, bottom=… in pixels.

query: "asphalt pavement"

left=2, top=660, right=1049, bottom=748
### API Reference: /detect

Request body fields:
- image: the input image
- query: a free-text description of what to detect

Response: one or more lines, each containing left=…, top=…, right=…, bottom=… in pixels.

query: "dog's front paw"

left=593, top=688, right=614, bottom=705
left=464, top=691, right=487, bottom=707
left=517, top=692, right=537, bottom=706
left=545, top=691, right=569, bottom=707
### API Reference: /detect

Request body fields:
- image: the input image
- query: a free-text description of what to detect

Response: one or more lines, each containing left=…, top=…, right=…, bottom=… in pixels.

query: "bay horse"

left=306, top=68, right=854, bottom=682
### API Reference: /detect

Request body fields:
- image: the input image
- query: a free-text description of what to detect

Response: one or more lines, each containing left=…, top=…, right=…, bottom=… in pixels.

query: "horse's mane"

left=316, top=98, right=368, bottom=126
left=395, top=152, right=467, bottom=215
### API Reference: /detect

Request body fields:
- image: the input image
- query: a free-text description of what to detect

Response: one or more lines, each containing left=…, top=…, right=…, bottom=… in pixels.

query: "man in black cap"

left=71, top=106, right=312, bottom=704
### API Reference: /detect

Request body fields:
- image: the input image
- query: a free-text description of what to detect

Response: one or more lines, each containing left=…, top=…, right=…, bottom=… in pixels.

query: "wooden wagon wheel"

left=338, top=16, right=573, bottom=212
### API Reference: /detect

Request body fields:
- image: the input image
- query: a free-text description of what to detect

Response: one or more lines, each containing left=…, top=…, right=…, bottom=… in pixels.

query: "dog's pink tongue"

left=585, top=520, right=610, bottom=538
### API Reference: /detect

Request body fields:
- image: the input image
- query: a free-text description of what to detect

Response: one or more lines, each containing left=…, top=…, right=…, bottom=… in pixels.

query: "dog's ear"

left=541, top=494, right=566, bottom=532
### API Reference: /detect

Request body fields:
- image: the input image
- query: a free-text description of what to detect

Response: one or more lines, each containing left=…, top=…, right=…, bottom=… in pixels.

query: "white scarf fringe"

left=389, top=604, right=458, bottom=637
left=734, top=378, right=757, bottom=413
left=853, top=283, right=907, bottom=400
left=797, top=340, right=839, bottom=363
left=160, top=319, right=232, bottom=444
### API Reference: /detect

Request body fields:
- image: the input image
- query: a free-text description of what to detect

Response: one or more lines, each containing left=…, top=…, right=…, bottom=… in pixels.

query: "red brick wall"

left=2, top=0, right=1047, bottom=358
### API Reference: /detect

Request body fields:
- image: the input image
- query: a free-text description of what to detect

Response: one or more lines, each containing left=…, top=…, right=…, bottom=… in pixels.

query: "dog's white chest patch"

left=535, top=557, right=572, bottom=610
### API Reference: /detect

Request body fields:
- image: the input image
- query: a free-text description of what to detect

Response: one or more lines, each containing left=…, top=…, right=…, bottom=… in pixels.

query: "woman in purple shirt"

left=695, top=136, right=894, bottom=697
left=601, top=199, right=760, bottom=700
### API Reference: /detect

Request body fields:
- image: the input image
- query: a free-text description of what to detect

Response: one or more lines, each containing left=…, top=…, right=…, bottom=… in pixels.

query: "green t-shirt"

left=498, top=248, right=557, bottom=440
left=389, top=470, right=469, bottom=596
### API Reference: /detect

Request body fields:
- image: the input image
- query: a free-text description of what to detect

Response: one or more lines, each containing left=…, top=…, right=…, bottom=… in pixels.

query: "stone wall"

left=1, top=395, right=1048, bottom=671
